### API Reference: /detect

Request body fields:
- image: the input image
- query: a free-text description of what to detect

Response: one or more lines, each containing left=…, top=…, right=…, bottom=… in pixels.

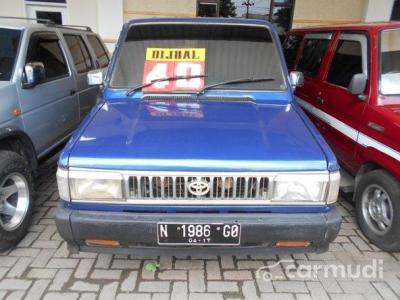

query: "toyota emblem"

left=188, top=180, right=210, bottom=196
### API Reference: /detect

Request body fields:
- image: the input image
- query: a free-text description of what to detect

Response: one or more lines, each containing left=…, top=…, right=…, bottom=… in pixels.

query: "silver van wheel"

left=0, top=173, right=30, bottom=231
left=361, top=184, right=394, bottom=235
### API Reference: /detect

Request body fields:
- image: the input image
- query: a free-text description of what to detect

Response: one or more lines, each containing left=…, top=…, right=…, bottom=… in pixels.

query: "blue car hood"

left=68, top=99, right=328, bottom=171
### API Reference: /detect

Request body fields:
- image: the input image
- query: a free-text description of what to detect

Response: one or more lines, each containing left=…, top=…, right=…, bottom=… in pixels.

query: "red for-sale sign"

left=142, top=48, right=206, bottom=93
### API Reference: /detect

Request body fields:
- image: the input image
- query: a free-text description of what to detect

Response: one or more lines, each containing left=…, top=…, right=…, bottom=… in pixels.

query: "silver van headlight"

left=57, top=168, right=123, bottom=201
left=272, top=171, right=340, bottom=204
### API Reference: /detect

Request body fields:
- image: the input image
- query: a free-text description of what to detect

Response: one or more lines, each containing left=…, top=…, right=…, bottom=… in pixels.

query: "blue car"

left=56, top=18, right=342, bottom=256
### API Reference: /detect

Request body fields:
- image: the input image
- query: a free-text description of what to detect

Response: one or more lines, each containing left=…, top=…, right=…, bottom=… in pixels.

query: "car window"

left=0, top=28, right=21, bottom=81
left=297, top=38, right=330, bottom=77
left=283, top=34, right=303, bottom=69
left=327, top=40, right=362, bottom=88
left=110, top=23, right=287, bottom=91
left=26, top=32, right=69, bottom=81
left=64, top=34, right=93, bottom=73
left=380, top=29, right=400, bottom=96
left=87, top=35, right=109, bottom=68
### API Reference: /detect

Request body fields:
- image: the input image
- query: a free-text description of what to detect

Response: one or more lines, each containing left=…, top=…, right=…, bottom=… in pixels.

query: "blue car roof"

left=124, top=17, right=275, bottom=28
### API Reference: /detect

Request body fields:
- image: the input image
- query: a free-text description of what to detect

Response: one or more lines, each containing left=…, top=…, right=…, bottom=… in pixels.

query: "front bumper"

left=56, top=205, right=341, bottom=255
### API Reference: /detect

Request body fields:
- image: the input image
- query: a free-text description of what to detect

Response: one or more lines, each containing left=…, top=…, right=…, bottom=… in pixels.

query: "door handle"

left=316, top=96, right=324, bottom=104
left=70, top=90, right=76, bottom=96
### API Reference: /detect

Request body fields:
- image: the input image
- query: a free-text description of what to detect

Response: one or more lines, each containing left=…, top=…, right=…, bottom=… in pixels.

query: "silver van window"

left=26, top=32, right=69, bottom=82
left=0, top=28, right=21, bottom=81
left=64, top=34, right=93, bottom=73
left=87, top=35, right=109, bottom=68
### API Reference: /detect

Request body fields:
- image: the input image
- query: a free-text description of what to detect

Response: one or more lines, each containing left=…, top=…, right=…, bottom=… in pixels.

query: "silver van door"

left=63, top=34, right=99, bottom=120
left=18, top=31, right=79, bottom=156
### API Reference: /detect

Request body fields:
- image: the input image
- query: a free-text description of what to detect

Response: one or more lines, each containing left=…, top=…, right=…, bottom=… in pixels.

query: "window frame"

left=269, top=0, right=296, bottom=35
left=87, top=34, right=109, bottom=69
left=25, top=31, right=71, bottom=85
left=296, top=32, right=332, bottom=78
left=197, top=1, right=219, bottom=17
left=108, top=22, right=288, bottom=92
left=378, top=28, right=400, bottom=96
left=324, top=32, right=369, bottom=89
left=391, top=0, right=400, bottom=21
left=63, top=33, right=93, bottom=74
left=0, top=28, right=23, bottom=82
left=283, top=33, right=303, bottom=70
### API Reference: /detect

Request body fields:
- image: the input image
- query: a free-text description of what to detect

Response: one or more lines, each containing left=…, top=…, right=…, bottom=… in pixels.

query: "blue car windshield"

left=0, top=28, right=21, bottom=81
left=110, top=23, right=287, bottom=92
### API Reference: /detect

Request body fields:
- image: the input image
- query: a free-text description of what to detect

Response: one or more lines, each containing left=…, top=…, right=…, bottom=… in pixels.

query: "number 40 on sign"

left=142, top=48, right=206, bottom=93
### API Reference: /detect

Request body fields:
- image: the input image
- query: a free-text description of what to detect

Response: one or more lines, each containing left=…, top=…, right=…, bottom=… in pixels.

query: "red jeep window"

left=380, top=29, right=400, bottom=95
left=283, top=34, right=302, bottom=69
left=297, top=38, right=330, bottom=77
left=327, top=40, right=362, bottom=88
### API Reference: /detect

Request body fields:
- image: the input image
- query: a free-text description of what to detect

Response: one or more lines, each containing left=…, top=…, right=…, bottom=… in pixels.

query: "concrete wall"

left=123, top=0, right=197, bottom=21
left=0, top=0, right=25, bottom=17
left=97, top=0, right=123, bottom=52
left=292, top=0, right=367, bottom=27
left=68, top=0, right=98, bottom=32
left=363, top=0, right=394, bottom=21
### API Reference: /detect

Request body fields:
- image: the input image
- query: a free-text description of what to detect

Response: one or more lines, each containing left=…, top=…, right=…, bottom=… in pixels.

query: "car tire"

left=0, top=151, right=33, bottom=252
left=355, top=169, right=400, bottom=252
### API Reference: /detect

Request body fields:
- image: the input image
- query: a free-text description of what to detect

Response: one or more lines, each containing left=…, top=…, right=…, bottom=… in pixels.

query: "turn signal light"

left=275, top=240, right=311, bottom=247
left=85, top=239, right=120, bottom=247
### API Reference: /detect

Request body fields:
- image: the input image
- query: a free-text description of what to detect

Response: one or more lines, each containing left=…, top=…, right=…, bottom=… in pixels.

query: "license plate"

left=157, top=223, right=241, bottom=245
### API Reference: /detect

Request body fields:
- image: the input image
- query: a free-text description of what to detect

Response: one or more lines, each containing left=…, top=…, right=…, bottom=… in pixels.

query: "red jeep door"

left=314, top=32, right=370, bottom=174
left=294, top=33, right=333, bottom=129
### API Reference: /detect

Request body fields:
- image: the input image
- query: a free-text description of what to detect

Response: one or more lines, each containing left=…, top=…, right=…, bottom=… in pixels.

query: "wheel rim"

left=0, top=173, right=30, bottom=231
left=361, top=184, right=394, bottom=235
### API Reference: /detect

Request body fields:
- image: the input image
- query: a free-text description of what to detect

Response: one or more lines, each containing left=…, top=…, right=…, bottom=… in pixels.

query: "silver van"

left=0, top=17, right=110, bottom=251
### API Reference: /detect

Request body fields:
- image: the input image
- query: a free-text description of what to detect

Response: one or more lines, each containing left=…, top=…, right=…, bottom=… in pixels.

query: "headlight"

left=326, top=171, right=340, bottom=204
left=272, top=173, right=333, bottom=203
left=57, top=168, right=70, bottom=201
left=57, top=168, right=123, bottom=201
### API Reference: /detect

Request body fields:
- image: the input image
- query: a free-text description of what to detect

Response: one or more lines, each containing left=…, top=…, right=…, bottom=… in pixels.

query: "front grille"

left=128, top=175, right=269, bottom=200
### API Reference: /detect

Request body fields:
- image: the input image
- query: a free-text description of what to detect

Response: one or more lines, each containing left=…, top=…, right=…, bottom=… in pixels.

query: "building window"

left=392, top=0, right=400, bottom=21
left=198, top=1, right=295, bottom=36
left=25, top=0, right=66, bottom=3
left=270, top=0, right=295, bottom=36
left=198, top=1, right=219, bottom=17
left=36, top=11, right=62, bottom=24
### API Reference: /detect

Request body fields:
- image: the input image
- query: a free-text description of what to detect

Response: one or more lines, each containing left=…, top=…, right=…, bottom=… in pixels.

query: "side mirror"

left=87, top=69, right=103, bottom=85
left=348, top=73, right=367, bottom=98
left=289, top=71, right=304, bottom=89
left=23, top=62, right=45, bottom=89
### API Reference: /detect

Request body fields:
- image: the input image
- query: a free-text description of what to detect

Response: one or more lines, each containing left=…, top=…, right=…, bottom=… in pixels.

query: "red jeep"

left=284, top=22, right=400, bottom=251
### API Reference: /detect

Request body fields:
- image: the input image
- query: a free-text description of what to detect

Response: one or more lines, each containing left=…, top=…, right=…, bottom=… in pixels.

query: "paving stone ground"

left=1, top=154, right=400, bottom=300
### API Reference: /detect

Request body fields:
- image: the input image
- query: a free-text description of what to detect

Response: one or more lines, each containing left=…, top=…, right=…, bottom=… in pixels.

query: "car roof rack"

left=55, top=24, right=93, bottom=32
left=0, top=16, right=55, bottom=25
left=0, top=16, right=92, bottom=32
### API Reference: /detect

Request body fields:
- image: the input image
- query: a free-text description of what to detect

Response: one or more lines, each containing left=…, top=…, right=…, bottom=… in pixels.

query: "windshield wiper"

left=126, top=74, right=207, bottom=96
left=197, top=77, right=275, bottom=96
